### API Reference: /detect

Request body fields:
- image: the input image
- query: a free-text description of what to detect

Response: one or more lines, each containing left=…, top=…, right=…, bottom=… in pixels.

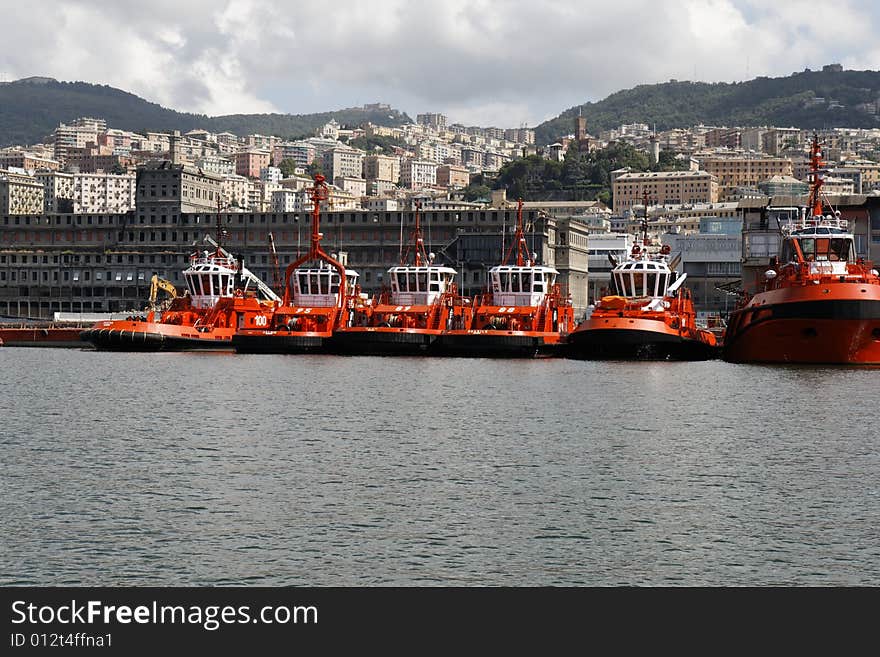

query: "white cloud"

left=2, top=0, right=878, bottom=125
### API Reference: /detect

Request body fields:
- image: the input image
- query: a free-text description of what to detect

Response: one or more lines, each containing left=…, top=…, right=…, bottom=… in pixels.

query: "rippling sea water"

left=2, top=347, right=878, bottom=586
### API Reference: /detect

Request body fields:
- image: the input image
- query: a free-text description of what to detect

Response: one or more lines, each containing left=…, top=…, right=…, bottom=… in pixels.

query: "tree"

left=278, top=158, right=299, bottom=177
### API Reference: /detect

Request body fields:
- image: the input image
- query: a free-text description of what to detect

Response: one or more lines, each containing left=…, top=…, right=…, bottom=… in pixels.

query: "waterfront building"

left=0, top=199, right=593, bottom=318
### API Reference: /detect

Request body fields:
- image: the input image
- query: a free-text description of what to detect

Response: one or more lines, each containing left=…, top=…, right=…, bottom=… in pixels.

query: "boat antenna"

left=215, top=197, right=224, bottom=252
left=268, top=231, right=282, bottom=294
left=280, top=173, right=346, bottom=305
left=502, top=198, right=534, bottom=266
left=400, top=200, right=430, bottom=266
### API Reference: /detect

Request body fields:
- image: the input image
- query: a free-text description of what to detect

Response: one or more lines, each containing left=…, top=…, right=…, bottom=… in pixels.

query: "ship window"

left=417, top=273, right=427, bottom=291
left=798, top=238, right=815, bottom=261
left=646, top=273, right=658, bottom=296
left=297, top=272, right=309, bottom=294
left=407, top=272, right=417, bottom=291
left=830, top=238, right=851, bottom=262
left=632, top=272, right=645, bottom=296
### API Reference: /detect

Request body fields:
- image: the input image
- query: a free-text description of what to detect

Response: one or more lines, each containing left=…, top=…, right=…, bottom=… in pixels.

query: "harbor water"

left=2, top=348, right=878, bottom=586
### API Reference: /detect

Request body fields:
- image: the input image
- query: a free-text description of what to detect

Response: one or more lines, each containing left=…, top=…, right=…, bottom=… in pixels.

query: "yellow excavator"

left=149, top=274, right=178, bottom=311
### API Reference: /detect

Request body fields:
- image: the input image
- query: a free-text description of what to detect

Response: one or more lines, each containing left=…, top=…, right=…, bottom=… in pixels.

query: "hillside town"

left=3, top=106, right=880, bottom=321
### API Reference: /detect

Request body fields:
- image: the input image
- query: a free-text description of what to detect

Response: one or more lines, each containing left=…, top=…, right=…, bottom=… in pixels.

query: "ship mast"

left=400, top=200, right=430, bottom=266
left=806, top=133, right=828, bottom=220
left=502, top=198, right=534, bottom=267
left=281, top=173, right=346, bottom=305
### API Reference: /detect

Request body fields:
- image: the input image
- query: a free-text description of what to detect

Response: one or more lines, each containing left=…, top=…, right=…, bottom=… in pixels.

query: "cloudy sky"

left=3, top=0, right=880, bottom=127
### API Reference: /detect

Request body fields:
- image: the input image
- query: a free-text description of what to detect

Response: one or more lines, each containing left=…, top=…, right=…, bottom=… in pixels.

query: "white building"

left=335, top=176, right=367, bottom=198
left=272, top=188, right=300, bottom=213
left=72, top=173, right=136, bottom=213
left=400, top=159, right=437, bottom=190
left=221, top=174, right=251, bottom=209
left=195, top=154, right=234, bottom=176
left=34, top=171, right=75, bottom=212
left=260, top=166, right=282, bottom=184
left=362, top=197, right=400, bottom=212
left=323, top=146, right=365, bottom=181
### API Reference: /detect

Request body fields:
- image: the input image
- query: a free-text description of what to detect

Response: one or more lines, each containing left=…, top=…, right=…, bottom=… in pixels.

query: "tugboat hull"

left=80, top=322, right=235, bottom=351
left=567, top=318, right=718, bottom=361
left=723, top=296, right=880, bottom=364
left=331, top=328, right=438, bottom=356
left=436, top=331, right=563, bottom=358
left=232, top=331, right=331, bottom=354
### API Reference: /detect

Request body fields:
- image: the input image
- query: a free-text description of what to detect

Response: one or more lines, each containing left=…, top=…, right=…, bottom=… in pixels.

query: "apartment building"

left=35, top=171, right=75, bottom=212
left=234, top=151, right=271, bottom=179
left=323, top=145, right=364, bottom=181
left=0, top=171, right=44, bottom=214
left=696, top=155, right=793, bottom=200
left=0, top=151, right=61, bottom=172
left=363, top=154, right=400, bottom=184
left=612, top=170, right=719, bottom=212
left=72, top=173, right=137, bottom=213
left=400, top=159, right=437, bottom=190
left=436, top=164, right=470, bottom=189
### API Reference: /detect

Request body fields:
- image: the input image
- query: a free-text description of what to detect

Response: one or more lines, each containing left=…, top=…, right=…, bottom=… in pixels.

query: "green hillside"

left=0, top=78, right=411, bottom=146
left=535, top=68, right=880, bottom=145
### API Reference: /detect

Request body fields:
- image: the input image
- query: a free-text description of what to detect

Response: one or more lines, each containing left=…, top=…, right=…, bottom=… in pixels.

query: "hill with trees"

left=0, top=77, right=412, bottom=146
left=463, top=143, right=688, bottom=205
left=535, top=67, right=880, bottom=145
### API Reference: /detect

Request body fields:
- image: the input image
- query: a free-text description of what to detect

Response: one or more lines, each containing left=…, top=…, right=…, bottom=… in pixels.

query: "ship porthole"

left=802, top=327, right=818, bottom=337
left=873, top=328, right=880, bottom=340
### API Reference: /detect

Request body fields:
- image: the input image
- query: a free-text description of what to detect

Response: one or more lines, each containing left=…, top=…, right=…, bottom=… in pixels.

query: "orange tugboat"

left=723, top=134, right=880, bottom=364
left=332, top=201, right=471, bottom=356
left=566, top=223, right=718, bottom=360
left=437, top=199, right=574, bottom=357
left=233, top=174, right=364, bottom=354
left=80, top=220, right=280, bottom=351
